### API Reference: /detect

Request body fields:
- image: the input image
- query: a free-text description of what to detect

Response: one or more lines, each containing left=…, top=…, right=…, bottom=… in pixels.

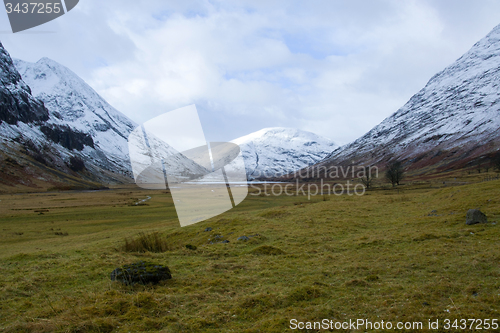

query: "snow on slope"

left=230, top=127, right=337, bottom=179
left=14, top=58, right=137, bottom=175
left=325, top=23, right=500, bottom=167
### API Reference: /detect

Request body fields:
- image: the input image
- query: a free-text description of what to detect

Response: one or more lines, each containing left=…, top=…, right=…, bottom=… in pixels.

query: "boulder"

left=110, top=261, right=172, bottom=285
left=466, top=209, right=487, bottom=225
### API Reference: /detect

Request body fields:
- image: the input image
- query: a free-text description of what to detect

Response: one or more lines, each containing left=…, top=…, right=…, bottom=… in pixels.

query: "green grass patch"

left=0, top=180, right=499, bottom=331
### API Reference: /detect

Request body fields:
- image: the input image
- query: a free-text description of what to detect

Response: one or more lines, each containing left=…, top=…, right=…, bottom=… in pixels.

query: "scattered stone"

left=185, top=244, right=197, bottom=250
left=110, top=261, right=172, bottom=285
left=208, top=239, right=230, bottom=244
left=237, top=236, right=250, bottom=241
left=466, top=209, right=487, bottom=225
left=214, top=234, right=223, bottom=239
left=431, top=210, right=437, bottom=213
left=204, top=227, right=212, bottom=232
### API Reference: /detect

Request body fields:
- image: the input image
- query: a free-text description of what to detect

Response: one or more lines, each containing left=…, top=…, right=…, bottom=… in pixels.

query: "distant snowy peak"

left=14, top=57, right=137, bottom=173
left=325, top=23, right=500, bottom=168
left=232, top=127, right=337, bottom=178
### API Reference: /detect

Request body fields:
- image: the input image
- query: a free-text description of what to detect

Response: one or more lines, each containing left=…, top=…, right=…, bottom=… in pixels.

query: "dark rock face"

left=0, top=42, right=49, bottom=125
left=40, top=124, right=94, bottom=151
left=110, top=261, right=172, bottom=285
left=466, top=209, right=488, bottom=225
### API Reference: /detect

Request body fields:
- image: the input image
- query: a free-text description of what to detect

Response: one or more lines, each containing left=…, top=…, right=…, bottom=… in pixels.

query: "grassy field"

left=0, top=177, right=499, bottom=332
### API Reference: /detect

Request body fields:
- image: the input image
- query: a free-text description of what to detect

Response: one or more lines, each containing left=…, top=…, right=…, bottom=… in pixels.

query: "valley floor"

left=0, top=179, right=499, bottom=332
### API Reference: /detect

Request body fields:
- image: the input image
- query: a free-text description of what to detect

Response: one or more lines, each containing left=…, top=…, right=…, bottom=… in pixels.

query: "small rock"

left=431, top=210, right=437, bottom=213
left=466, top=209, right=487, bottom=225
left=204, top=227, right=212, bottom=232
left=238, top=236, right=250, bottom=241
left=221, top=240, right=230, bottom=243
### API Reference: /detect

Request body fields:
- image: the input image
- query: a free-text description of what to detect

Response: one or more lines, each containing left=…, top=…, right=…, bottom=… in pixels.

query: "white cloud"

left=1, top=0, right=500, bottom=144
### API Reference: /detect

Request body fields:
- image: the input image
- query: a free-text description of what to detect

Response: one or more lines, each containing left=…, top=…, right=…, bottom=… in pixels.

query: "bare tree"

left=493, top=152, right=500, bottom=173
left=385, top=161, right=404, bottom=187
left=359, top=166, right=375, bottom=189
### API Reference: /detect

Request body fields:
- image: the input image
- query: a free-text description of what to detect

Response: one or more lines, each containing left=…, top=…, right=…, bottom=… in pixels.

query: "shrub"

left=124, top=232, right=169, bottom=253
left=493, top=152, right=500, bottom=173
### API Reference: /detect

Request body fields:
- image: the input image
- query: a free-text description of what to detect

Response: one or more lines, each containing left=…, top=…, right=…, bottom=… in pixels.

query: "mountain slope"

left=0, top=42, right=137, bottom=190
left=321, top=23, right=500, bottom=174
left=14, top=58, right=136, bottom=176
left=230, top=127, right=337, bottom=179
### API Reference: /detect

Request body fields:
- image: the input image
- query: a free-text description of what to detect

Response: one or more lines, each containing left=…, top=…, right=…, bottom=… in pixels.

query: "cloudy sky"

left=1, top=0, right=499, bottom=145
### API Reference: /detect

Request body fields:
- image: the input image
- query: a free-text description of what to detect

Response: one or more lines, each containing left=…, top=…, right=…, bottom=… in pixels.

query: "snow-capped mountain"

left=14, top=57, right=136, bottom=175
left=0, top=41, right=137, bottom=188
left=322, top=23, right=500, bottom=172
left=230, top=127, right=337, bottom=179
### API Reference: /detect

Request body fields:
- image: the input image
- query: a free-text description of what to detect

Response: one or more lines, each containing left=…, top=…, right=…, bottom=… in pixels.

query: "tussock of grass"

left=288, top=286, right=323, bottom=302
left=258, top=208, right=290, bottom=219
left=123, top=231, right=169, bottom=253
left=250, top=245, right=285, bottom=255
left=345, top=279, right=369, bottom=287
